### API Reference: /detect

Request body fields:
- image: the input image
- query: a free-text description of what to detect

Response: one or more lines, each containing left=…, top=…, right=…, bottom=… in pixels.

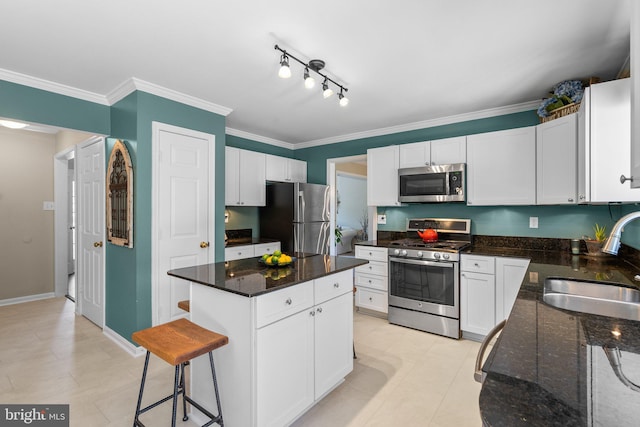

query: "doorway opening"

left=326, top=155, right=375, bottom=256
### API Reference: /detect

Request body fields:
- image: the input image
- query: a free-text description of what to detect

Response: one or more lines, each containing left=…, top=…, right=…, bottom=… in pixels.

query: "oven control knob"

left=416, top=251, right=423, bottom=258
left=443, top=253, right=450, bottom=260
left=433, top=252, right=441, bottom=259
left=393, top=249, right=401, bottom=256
left=401, top=250, right=408, bottom=257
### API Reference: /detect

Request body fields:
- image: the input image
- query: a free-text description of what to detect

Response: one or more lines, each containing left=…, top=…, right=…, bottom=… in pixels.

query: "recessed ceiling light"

left=0, top=119, right=28, bottom=129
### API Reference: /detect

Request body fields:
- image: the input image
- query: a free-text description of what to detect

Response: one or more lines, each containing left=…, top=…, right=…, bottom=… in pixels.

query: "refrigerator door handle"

left=298, top=190, right=305, bottom=223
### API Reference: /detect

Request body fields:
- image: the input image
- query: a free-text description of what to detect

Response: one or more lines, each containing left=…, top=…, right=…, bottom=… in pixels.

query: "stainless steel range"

left=387, top=218, right=471, bottom=339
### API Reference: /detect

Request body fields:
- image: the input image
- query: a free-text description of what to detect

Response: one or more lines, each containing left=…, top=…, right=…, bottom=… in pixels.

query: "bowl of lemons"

left=259, top=250, right=295, bottom=267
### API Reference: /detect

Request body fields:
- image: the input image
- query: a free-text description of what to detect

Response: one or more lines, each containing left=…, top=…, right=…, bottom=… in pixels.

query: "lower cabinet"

left=460, top=254, right=529, bottom=337
left=354, top=245, right=388, bottom=313
left=224, top=241, right=281, bottom=261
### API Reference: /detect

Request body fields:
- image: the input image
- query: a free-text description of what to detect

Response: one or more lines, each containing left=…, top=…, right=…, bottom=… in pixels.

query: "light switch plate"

left=529, top=216, right=538, bottom=228
left=377, top=214, right=387, bottom=224
left=43, top=201, right=55, bottom=211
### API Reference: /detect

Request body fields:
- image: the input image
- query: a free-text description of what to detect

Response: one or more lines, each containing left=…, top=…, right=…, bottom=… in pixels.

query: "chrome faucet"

left=603, top=211, right=640, bottom=255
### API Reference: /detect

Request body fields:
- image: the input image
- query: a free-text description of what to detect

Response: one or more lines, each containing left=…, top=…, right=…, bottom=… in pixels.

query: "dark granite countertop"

left=225, top=237, right=279, bottom=247
left=480, top=256, right=640, bottom=426
left=168, top=254, right=368, bottom=297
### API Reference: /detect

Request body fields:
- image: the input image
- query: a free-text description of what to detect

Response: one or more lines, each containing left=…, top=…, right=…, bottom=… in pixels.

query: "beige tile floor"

left=0, top=298, right=482, bottom=426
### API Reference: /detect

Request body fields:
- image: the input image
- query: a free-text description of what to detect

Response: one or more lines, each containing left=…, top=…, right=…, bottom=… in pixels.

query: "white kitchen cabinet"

left=631, top=2, right=640, bottom=188
left=367, top=145, right=400, bottom=206
left=537, top=113, right=578, bottom=204
left=461, top=255, right=529, bottom=337
left=578, top=78, right=639, bottom=203
left=398, top=136, right=466, bottom=168
left=431, top=136, right=467, bottom=165
left=354, top=245, right=388, bottom=313
left=265, top=154, right=307, bottom=183
left=224, top=241, right=281, bottom=261
left=225, top=147, right=266, bottom=206
left=466, top=126, right=536, bottom=205
left=399, top=141, right=430, bottom=168
left=495, top=257, right=529, bottom=321
left=460, top=255, right=496, bottom=336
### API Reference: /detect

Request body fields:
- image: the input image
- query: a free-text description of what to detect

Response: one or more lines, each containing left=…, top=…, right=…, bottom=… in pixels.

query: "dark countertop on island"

left=168, top=254, right=368, bottom=297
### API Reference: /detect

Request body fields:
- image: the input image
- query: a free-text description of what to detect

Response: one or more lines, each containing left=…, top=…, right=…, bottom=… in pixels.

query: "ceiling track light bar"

left=274, top=44, right=348, bottom=101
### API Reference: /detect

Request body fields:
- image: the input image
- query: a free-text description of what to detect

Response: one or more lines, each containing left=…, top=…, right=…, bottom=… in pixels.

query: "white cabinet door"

left=399, top=141, right=430, bottom=168
left=431, top=136, right=467, bottom=165
left=537, top=113, right=578, bottom=204
left=225, top=146, right=240, bottom=206
left=289, top=158, right=307, bottom=182
left=460, top=270, right=495, bottom=336
left=314, top=292, right=353, bottom=398
left=253, top=242, right=281, bottom=256
left=467, top=126, right=536, bottom=206
left=256, top=309, right=314, bottom=427
left=495, top=257, right=529, bottom=322
left=240, top=149, right=266, bottom=206
left=367, top=145, right=400, bottom=206
left=631, top=2, right=640, bottom=188
left=589, top=78, right=638, bottom=202
left=226, top=147, right=266, bottom=206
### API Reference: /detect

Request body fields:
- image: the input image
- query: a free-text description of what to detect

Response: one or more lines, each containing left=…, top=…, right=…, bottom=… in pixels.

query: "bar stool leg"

left=180, top=363, right=188, bottom=421
left=170, top=365, right=181, bottom=427
left=209, top=352, right=224, bottom=426
left=133, top=351, right=150, bottom=427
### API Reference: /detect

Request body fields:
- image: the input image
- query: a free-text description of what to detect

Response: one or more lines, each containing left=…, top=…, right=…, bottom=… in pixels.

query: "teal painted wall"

left=226, top=134, right=293, bottom=157
left=225, top=206, right=260, bottom=237
left=0, top=80, right=110, bottom=134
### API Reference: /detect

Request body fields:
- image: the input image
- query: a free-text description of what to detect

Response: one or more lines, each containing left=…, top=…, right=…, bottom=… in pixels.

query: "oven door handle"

left=389, top=257, right=454, bottom=268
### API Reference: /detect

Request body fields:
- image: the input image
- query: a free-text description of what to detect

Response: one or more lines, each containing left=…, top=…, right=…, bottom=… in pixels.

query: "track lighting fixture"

left=278, top=54, right=291, bottom=78
left=274, top=44, right=349, bottom=106
left=303, top=68, right=315, bottom=89
left=338, top=88, right=349, bottom=107
left=322, top=78, right=334, bottom=98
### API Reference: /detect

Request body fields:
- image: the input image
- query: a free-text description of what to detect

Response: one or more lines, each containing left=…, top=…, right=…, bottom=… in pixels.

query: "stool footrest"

left=184, top=395, right=223, bottom=427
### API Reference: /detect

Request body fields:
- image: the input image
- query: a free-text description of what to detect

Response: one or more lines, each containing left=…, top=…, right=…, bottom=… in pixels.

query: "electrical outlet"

left=529, top=216, right=538, bottom=229
left=43, top=201, right=55, bottom=211
left=377, top=214, right=387, bottom=225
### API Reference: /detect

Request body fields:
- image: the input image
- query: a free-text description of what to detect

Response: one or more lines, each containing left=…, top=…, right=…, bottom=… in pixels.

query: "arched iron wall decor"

left=106, top=139, right=133, bottom=247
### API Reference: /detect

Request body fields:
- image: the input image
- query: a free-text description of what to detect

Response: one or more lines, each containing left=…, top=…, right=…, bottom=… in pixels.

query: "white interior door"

left=67, top=164, right=76, bottom=274
left=153, top=122, right=214, bottom=325
left=77, top=137, right=105, bottom=327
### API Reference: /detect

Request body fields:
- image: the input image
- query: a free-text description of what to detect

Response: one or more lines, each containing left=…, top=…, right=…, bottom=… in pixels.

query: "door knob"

left=200, top=241, right=210, bottom=248
left=93, top=241, right=103, bottom=247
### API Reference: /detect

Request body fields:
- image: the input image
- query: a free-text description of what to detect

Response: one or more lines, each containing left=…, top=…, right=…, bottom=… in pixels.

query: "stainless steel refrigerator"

left=259, top=182, right=330, bottom=256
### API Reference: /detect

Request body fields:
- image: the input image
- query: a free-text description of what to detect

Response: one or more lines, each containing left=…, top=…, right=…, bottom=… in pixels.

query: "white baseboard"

left=0, top=292, right=55, bottom=307
left=103, top=326, right=146, bottom=357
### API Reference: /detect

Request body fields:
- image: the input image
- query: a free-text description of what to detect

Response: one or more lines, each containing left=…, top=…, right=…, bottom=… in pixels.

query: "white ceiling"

left=0, top=0, right=631, bottom=146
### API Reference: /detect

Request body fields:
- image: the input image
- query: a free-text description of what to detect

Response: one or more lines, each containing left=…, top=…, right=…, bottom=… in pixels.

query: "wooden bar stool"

left=132, top=318, right=228, bottom=427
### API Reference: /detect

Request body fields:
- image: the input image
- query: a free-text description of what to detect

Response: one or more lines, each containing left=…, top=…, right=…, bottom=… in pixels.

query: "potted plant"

left=585, top=223, right=608, bottom=256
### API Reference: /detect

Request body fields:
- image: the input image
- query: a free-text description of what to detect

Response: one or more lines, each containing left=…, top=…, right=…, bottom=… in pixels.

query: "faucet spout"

left=603, top=211, right=640, bottom=255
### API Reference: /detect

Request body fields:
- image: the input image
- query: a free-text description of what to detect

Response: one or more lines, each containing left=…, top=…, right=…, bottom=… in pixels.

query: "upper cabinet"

left=536, top=113, right=578, bottom=205
left=578, top=78, right=638, bottom=203
left=367, top=145, right=401, bottom=206
left=398, top=136, right=466, bottom=168
left=265, top=154, right=307, bottom=183
left=630, top=2, right=640, bottom=188
left=225, top=147, right=266, bottom=206
left=467, top=127, right=536, bottom=206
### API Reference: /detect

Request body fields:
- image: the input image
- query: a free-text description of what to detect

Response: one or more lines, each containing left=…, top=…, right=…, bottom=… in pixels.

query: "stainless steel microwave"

left=398, top=163, right=465, bottom=203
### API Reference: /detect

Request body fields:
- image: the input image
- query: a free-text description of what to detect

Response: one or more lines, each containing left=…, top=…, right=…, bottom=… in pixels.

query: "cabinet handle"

left=317, top=307, right=323, bottom=313
left=369, top=266, right=373, bottom=270
left=461, top=273, right=466, bottom=278
left=474, top=263, right=480, bottom=267
left=568, top=198, right=574, bottom=202
left=369, top=297, right=373, bottom=301
left=310, top=310, right=315, bottom=316
left=579, top=195, right=585, bottom=200
left=368, top=280, right=372, bottom=284
left=333, top=283, right=340, bottom=288
left=285, top=298, right=292, bottom=305
left=620, top=174, right=634, bottom=184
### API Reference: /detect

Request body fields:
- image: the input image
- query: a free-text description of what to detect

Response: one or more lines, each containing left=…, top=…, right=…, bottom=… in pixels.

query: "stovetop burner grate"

left=388, top=238, right=470, bottom=251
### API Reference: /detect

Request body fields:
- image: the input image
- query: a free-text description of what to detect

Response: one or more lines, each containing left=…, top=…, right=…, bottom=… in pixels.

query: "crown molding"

left=107, top=77, right=233, bottom=117
left=226, top=127, right=295, bottom=150
left=0, top=67, right=109, bottom=105
left=293, top=100, right=541, bottom=150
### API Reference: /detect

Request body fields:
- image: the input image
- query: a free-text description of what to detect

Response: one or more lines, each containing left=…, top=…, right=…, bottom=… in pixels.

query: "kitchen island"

left=167, top=254, right=368, bottom=427
left=479, top=254, right=640, bottom=426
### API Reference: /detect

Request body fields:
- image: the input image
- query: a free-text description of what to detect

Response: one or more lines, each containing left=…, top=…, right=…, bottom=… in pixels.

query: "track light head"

left=304, top=68, right=315, bottom=89
left=278, top=54, right=291, bottom=79
left=322, top=79, right=334, bottom=98
left=338, top=89, right=349, bottom=107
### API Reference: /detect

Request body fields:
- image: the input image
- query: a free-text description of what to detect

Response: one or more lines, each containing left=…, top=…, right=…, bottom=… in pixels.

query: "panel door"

left=225, top=146, right=240, bottom=205
left=239, top=149, right=266, bottom=206
left=495, top=257, right=529, bottom=321
left=156, top=124, right=213, bottom=324
left=399, top=141, right=430, bottom=168
left=431, top=136, right=467, bottom=165
left=77, top=137, right=105, bottom=327
left=367, top=145, right=400, bottom=206
left=460, top=271, right=495, bottom=336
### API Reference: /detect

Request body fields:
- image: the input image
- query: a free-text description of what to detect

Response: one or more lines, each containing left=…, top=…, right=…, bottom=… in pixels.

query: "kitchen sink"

left=543, top=277, right=640, bottom=321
